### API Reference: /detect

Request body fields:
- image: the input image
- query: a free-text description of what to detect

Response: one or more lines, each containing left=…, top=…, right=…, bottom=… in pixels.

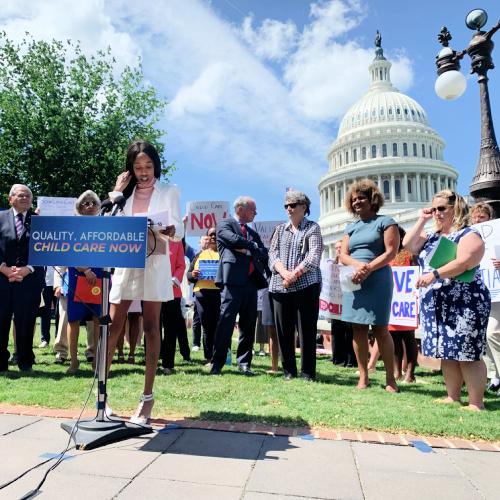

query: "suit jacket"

left=215, top=218, right=268, bottom=289
left=0, top=208, right=45, bottom=287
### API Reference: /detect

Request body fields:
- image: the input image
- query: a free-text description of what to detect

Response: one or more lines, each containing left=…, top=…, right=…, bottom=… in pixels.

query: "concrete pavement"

left=0, top=414, right=499, bottom=499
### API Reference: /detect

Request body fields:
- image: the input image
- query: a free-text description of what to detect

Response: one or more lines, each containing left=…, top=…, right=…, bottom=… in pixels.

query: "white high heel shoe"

left=129, top=393, right=154, bottom=425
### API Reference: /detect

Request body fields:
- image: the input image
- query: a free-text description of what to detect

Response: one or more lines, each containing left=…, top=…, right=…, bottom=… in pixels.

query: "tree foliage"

left=0, top=32, right=171, bottom=206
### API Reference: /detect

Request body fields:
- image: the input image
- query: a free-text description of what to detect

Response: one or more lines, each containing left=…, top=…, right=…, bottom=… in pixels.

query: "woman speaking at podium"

left=107, top=140, right=182, bottom=424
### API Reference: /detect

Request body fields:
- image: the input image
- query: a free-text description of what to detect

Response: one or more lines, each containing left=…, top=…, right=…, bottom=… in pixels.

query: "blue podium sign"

left=29, top=216, right=148, bottom=268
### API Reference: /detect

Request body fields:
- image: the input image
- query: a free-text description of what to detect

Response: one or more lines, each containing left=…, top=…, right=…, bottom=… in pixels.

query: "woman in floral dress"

left=403, top=190, right=491, bottom=410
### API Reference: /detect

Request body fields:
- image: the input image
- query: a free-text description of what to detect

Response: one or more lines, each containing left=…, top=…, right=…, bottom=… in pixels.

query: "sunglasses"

left=284, top=203, right=302, bottom=209
left=81, top=201, right=97, bottom=207
left=431, top=205, right=451, bottom=213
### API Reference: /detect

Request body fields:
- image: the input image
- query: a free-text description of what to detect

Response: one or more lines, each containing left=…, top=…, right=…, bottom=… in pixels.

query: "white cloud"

left=1, top=0, right=140, bottom=72
left=240, top=15, right=297, bottom=61
left=0, top=0, right=415, bottom=194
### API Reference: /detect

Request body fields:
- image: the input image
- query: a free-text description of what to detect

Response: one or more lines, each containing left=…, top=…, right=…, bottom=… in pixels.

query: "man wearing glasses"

left=210, top=196, right=269, bottom=375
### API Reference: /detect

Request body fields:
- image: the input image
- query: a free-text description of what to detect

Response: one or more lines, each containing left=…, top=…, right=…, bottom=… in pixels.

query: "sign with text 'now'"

left=28, top=216, right=148, bottom=268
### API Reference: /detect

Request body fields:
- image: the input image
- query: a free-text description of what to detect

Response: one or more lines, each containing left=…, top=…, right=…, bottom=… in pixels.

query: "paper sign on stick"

left=186, top=201, right=229, bottom=237
left=37, top=197, right=77, bottom=216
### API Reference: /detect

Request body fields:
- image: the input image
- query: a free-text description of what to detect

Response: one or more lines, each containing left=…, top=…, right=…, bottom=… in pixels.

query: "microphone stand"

left=61, top=200, right=152, bottom=450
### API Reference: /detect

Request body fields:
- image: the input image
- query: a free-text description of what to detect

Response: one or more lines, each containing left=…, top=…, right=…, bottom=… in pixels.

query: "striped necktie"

left=15, top=213, right=24, bottom=239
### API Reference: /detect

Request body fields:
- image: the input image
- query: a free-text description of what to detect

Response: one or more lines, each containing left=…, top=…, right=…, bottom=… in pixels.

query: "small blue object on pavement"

left=299, top=434, right=315, bottom=441
left=158, top=424, right=181, bottom=434
left=410, top=440, right=434, bottom=453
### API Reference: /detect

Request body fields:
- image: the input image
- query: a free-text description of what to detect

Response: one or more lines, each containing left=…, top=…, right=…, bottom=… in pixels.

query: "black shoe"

left=209, top=365, right=222, bottom=375
left=486, top=381, right=500, bottom=392
left=301, top=373, right=315, bottom=382
left=284, top=373, right=295, bottom=381
left=238, top=364, right=255, bottom=376
left=19, top=366, right=33, bottom=373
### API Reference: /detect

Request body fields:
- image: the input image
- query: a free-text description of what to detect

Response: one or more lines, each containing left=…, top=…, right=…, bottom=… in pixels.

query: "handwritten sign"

left=37, top=196, right=77, bottom=216
left=390, top=266, right=419, bottom=327
left=253, top=221, right=285, bottom=248
left=474, top=218, right=500, bottom=302
left=186, top=201, right=229, bottom=237
left=318, top=260, right=342, bottom=320
left=29, top=216, right=147, bottom=268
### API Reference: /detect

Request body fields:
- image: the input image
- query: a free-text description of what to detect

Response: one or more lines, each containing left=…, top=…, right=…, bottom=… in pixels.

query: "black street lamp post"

left=435, top=8, right=500, bottom=216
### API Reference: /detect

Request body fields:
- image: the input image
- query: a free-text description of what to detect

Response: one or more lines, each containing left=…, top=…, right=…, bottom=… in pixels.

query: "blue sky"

left=2, top=0, right=499, bottom=228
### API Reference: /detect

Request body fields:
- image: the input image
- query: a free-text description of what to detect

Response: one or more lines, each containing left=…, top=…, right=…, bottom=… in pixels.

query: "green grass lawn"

left=1, top=327, right=499, bottom=441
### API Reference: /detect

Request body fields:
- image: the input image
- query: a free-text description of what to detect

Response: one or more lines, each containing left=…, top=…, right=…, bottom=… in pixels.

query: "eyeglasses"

left=431, top=205, right=451, bottom=213
left=81, top=201, right=97, bottom=207
left=284, top=203, right=301, bottom=209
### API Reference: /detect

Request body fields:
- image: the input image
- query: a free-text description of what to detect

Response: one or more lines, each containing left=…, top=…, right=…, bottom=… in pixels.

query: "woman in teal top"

left=340, top=179, right=399, bottom=392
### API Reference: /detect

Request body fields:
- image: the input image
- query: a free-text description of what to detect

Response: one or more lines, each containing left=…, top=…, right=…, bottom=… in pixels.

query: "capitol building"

left=318, top=36, right=458, bottom=258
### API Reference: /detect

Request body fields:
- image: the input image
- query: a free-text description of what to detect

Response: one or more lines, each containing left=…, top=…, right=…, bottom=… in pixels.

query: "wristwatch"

left=432, top=269, right=440, bottom=280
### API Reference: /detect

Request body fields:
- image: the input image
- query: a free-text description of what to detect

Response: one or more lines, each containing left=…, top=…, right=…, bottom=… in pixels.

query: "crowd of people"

left=1, top=140, right=499, bottom=424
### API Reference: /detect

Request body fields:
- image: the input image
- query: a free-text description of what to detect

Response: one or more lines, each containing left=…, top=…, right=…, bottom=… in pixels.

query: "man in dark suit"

left=0, top=184, right=45, bottom=372
left=210, top=196, right=268, bottom=375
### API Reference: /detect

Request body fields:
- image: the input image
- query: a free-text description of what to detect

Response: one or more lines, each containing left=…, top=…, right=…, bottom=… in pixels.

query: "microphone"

left=100, top=199, right=113, bottom=215
left=110, top=195, right=126, bottom=216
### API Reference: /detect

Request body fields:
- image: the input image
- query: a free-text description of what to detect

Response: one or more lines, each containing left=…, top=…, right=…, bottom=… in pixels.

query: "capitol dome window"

left=380, top=107, right=384, bottom=115
left=429, top=145, right=432, bottom=158
left=371, top=145, right=377, bottom=158
left=361, top=147, right=366, bottom=160
left=407, top=178, right=413, bottom=195
left=421, top=144, right=426, bottom=157
left=403, top=143, right=408, bottom=156
left=388, top=107, right=393, bottom=115
left=383, top=180, right=390, bottom=200
left=413, top=143, right=417, bottom=156
left=396, top=107, right=401, bottom=115
left=404, top=108, right=409, bottom=115
left=395, top=179, right=402, bottom=201
left=392, top=143, right=398, bottom=156
left=382, top=144, right=387, bottom=157
left=353, top=149, right=357, bottom=162
left=339, top=154, right=342, bottom=166
left=345, top=151, right=349, bottom=164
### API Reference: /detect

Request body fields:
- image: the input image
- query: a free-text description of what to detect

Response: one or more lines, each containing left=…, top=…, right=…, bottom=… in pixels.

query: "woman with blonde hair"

left=404, top=190, right=491, bottom=410
left=340, top=179, right=399, bottom=391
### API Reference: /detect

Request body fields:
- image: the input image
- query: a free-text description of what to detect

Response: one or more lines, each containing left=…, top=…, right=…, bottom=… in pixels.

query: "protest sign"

left=186, top=201, right=229, bottom=236
left=29, top=215, right=148, bottom=268
left=37, top=196, right=77, bottom=216
left=474, top=218, right=500, bottom=302
left=389, top=266, right=419, bottom=327
left=253, top=221, right=285, bottom=248
left=198, top=259, right=218, bottom=281
left=318, top=260, right=342, bottom=320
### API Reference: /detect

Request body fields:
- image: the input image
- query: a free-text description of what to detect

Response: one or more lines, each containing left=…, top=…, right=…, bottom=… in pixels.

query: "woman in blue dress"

left=340, top=179, right=399, bottom=392
left=404, top=190, right=491, bottom=410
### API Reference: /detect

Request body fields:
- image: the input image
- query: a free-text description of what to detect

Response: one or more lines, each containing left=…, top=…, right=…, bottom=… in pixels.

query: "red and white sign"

left=186, top=201, right=229, bottom=236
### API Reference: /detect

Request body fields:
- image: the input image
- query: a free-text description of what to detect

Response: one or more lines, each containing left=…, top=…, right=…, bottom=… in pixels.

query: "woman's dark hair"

left=122, top=140, right=162, bottom=199
left=397, top=225, right=406, bottom=252
left=206, top=226, right=216, bottom=236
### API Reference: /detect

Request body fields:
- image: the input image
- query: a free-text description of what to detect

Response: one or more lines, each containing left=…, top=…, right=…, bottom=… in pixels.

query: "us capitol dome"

left=318, top=32, right=458, bottom=258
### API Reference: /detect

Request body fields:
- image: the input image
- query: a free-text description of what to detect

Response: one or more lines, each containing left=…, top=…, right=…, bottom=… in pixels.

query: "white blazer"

left=109, top=182, right=182, bottom=303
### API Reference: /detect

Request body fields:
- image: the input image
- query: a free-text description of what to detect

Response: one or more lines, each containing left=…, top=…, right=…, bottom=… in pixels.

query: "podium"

left=29, top=215, right=153, bottom=450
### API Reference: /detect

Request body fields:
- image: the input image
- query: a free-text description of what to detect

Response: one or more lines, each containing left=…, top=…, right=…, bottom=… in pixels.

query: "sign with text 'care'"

left=28, top=216, right=148, bottom=268
left=186, top=201, right=229, bottom=236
